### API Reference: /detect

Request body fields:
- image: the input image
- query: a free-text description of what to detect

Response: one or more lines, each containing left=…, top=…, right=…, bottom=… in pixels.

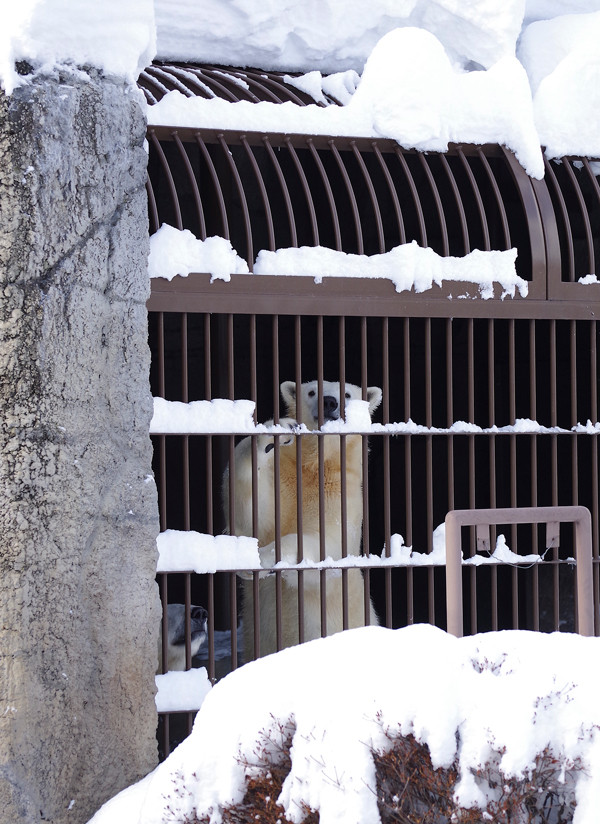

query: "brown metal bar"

left=351, top=141, right=385, bottom=252
left=421, top=155, right=449, bottom=255
left=477, top=149, right=510, bottom=248
left=544, top=158, right=575, bottom=282
left=149, top=129, right=183, bottom=229
left=241, top=136, right=275, bottom=251
left=173, top=132, right=207, bottom=239
left=372, top=141, right=406, bottom=245
left=285, top=137, right=319, bottom=246
left=394, top=148, right=427, bottom=247
left=195, top=135, right=230, bottom=239
left=563, top=159, right=595, bottom=276
left=459, top=149, right=490, bottom=250
left=217, top=135, right=253, bottom=267
left=329, top=139, right=363, bottom=254
left=438, top=155, right=464, bottom=254
left=445, top=506, right=594, bottom=637
left=308, top=138, right=342, bottom=250
left=263, top=136, right=298, bottom=247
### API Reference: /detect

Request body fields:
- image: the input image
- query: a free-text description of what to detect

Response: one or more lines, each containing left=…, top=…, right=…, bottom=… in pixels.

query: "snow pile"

left=147, top=1, right=600, bottom=173
left=155, top=668, right=212, bottom=712
left=150, top=396, right=256, bottom=433
left=148, top=224, right=249, bottom=281
left=255, top=241, right=526, bottom=299
left=0, top=0, right=155, bottom=94
left=153, top=0, right=524, bottom=74
left=147, top=25, right=545, bottom=178
left=157, top=530, right=261, bottom=573
left=518, top=11, right=600, bottom=159
left=149, top=225, right=527, bottom=299
left=88, top=624, right=600, bottom=824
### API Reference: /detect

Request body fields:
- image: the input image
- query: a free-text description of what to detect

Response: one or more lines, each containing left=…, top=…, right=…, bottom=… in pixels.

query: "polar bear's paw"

left=263, top=417, right=299, bottom=453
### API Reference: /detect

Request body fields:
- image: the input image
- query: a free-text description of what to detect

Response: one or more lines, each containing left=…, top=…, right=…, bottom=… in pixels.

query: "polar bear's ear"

left=366, top=386, right=383, bottom=415
left=280, top=380, right=298, bottom=415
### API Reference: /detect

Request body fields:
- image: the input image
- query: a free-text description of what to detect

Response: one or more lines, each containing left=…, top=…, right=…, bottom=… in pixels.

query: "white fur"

left=224, top=380, right=382, bottom=661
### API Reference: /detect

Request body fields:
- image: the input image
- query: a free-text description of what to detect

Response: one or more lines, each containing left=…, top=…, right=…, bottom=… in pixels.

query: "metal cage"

left=142, top=63, right=600, bottom=758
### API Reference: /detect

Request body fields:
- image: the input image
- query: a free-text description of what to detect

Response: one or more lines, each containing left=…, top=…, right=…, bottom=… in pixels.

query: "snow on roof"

left=2, top=2, right=599, bottom=167
left=1, top=0, right=156, bottom=94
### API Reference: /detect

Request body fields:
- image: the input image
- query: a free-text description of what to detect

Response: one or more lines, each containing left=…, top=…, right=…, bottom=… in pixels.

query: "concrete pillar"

left=0, top=68, right=160, bottom=824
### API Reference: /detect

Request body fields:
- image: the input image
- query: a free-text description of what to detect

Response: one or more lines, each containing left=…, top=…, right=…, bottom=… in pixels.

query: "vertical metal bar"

left=544, top=158, right=575, bottom=282
left=508, top=319, right=518, bottom=627
left=550, top=320, right=559, bottom=630
left=317, top=317, right=327, bottom=635
left=285, top=138, right=319, bottom=246
left=360, top=317, right=372, bottom=623
left=229, top=572, right=238, bottom=669
left=195, top=135, right=230, bottom=240
left=563, top=159, right=595, bottom=276
left=395, top=149, right=427, bottom=247
left=184, top=573, right=192, bottom=669
left=487, top=320, right=498, bottom=629
left=241, top=135, right=276, bottom=251
left=206, top=573, right=215, bottom=682
left=329, top=140, right=363, bottom=254
left=173, top=132, right=207, bottom=239
left=308, top=139, right=342, bottom=250
left=458, top=149, right=490, bottom=250
left=181, top=315, right=191, bottom=532
left=272, top=317, right=283, bottom=650
left=404, top=318, right=414, bottom=624
left=425, top=319, right=434, bottom=624
left=372, top=141, right=406, bottom=245
left=421, top=155, right=450, bottom=255
left=263, top=136, right=298, bottom=247
left=477, top=149, right=511, bottom=248
left=438, top=155, right=464, bottom=254
left=467, top=319, right=476, bottom=632
left=146, top=178, right=160, bottom=235
left=217, top=134, right=254, bottom=268
left=590, top=321, right=600, bottom=634
left=294, top=315, right=305, bottom=642
left=382, top=317, right=392, bottom=627
left=156, top=313, right=167, bottom=533
left=160, top=573, right=169, bottom=673
left=339, top=318, right=349, bottom=628
left=350, top=141, right=385, bottom=252
left=148, top=130, right=183, bottom=229
left=529, top=320, right=540, bottom=631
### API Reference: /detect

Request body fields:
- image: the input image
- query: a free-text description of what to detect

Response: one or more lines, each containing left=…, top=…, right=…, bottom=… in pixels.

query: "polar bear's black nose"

left=323, top=395, right=339, bottom=420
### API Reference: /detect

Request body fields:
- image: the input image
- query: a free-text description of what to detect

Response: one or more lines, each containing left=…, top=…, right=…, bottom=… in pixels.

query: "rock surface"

left=0, top=68, right=160, bottom=824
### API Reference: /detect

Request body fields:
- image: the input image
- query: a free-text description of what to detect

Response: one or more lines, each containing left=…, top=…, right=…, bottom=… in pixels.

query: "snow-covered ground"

left=93, top=624, right=600, bottom=824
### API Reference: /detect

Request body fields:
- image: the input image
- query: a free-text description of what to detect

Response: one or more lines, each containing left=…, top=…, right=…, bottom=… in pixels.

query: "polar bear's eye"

left=308, top=390, right=316, bottom=397
left=345, top=392, right=351, bottom=399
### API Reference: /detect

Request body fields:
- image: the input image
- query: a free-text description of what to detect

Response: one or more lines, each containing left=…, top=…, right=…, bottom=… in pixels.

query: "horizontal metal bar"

left=145, top=273, right=600, bottom=320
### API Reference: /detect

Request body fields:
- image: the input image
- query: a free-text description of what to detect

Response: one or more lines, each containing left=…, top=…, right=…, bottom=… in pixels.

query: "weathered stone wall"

left=0, top=68, right=160, bottom=824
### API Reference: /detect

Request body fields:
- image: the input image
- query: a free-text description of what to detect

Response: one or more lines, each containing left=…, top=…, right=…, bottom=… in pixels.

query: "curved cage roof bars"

left=141, top=62, right=600, bottom=302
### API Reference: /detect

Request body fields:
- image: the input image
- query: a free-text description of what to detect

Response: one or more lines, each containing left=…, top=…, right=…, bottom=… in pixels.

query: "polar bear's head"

left=280, top=380, right=382, bottom=429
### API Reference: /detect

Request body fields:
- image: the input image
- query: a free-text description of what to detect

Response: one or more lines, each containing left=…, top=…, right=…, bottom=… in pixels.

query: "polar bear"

left=224, top=380, right=382, bottom=661
left=157, top=603, right=208, bottom=673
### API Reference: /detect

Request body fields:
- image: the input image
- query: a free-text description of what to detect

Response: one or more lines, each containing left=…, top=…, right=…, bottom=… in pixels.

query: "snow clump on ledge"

left=88, top=624, right=600, bottom=824
left=149, top=224, right=527, bottom=300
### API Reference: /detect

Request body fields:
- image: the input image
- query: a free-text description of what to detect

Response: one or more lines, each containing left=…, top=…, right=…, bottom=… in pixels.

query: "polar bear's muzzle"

left=322, top=395, right=340, bottom=421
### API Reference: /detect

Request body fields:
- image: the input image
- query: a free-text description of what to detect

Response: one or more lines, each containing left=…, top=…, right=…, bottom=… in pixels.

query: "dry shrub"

left=374, top=720, right=579, bottom=824
left=176, top=719, right=579, bottom=824
left=187, top=718, right=319, bottom=824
